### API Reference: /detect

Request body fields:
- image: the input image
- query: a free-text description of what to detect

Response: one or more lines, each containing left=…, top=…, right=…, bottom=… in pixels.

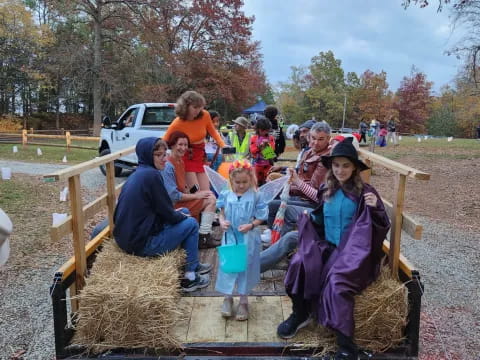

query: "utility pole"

left=341, top=93, right=347, bottom=130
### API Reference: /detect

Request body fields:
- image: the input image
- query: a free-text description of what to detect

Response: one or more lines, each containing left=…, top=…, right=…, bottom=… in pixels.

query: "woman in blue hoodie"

left=113, top=137, right=211, bottom=292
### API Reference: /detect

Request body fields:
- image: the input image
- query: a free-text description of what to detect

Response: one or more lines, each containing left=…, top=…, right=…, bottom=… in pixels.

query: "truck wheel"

left=99, top=148, right=122, bottom=177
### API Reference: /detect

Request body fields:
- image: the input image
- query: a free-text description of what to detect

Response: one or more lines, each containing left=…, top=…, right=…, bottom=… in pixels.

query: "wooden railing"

left=358, top=148, right=430, bottom=276
left=22, top=129, right=99, bottom=150
left=44, top=146, right=134, bottom=309
left=44, top=145, right=430, bottom=310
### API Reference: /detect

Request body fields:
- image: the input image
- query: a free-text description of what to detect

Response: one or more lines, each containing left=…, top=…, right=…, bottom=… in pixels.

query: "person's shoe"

left=221, top=297, right=234, bottom=318
left=195, top=262, right=212, bottom=275
left=181, top=273, right=210, bottom=292
left=235, top=303, right=249, bottom=321
left=277, top=312, right=312, bottom=339
left=198, top=233, right=220, bottom=249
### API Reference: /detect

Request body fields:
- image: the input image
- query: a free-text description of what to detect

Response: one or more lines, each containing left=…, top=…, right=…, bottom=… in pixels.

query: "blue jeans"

left=268, top=202, right=315, bottom=236
left=140, top=208, right=199, bottom=272
left=260, top=231, right=299, bottom=273
left=207, top=152, right=222, bottom=171
left=260, top=205, right=314, bottom=272
left=90, top=209, right=199, bottom=272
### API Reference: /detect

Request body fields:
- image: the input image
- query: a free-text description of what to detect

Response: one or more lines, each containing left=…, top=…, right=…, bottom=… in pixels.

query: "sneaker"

left=221, top=297, right=234, bottom=318
left=181, top=273, right=210, bottom=292
left=235, top=303, right=249, bottom=321
left=195, top=262, right=212, bottom=275
left=198, top=233, right=220, bottom=249
left=277, top=312, right=312, bottom=339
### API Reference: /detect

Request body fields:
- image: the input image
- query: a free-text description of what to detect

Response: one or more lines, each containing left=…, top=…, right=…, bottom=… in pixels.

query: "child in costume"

left=163, top=91, right=226, bottom=191
left=277, top=137, right=390, bottom=360
left=215, top=160, right=268, bottom=321
left=250, top=116, right=275, bottom=186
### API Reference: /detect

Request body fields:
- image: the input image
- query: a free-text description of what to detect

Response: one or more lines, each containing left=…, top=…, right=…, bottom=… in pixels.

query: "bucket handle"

left=225, top=228, right=239, bottom=246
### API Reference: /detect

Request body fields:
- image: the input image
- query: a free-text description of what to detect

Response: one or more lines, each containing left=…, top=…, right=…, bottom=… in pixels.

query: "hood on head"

left=136, top=137, right=160, bottom=167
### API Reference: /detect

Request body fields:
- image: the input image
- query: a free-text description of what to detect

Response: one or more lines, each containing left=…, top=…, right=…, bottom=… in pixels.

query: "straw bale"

left=294, top=266, right=409, bottom=355
left=71, top=240, right=186, bottom=353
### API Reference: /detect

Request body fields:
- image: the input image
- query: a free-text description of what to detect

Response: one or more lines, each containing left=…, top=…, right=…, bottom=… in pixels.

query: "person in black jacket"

left=113, top=137, right=212, bottom=292
left=264, top=105, right=286, bottom=157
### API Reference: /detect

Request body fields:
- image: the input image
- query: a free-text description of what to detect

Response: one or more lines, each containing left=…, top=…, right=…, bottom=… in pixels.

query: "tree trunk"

left=92, top=3, right=103, bottom=136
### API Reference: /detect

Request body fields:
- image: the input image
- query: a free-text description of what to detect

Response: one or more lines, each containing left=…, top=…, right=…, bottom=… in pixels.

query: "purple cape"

left=284, top=184, right=390, bottom=337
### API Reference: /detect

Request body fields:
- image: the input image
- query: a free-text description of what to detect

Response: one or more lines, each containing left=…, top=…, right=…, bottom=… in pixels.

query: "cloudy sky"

left=242, top=0, right=464, bottom=93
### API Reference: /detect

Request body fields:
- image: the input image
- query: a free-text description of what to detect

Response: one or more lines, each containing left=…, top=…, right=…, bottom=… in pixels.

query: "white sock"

left=199, top=211, right=215, bottom=234
left=185, top=271, right=195, bottom=281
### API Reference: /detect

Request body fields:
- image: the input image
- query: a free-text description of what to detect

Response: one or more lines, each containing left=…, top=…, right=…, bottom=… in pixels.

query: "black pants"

left=360, top=132, right=367, bottom=143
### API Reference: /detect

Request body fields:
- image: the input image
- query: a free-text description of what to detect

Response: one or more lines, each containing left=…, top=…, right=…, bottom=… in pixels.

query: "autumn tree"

left=305, top=51, right=346, bottom=127
left=355, top=70, right=395, bottom=124
left=0, top=0, right=52, bottom=115
left=276, top=66, right=310, bottom=124
left=135, top=0, right=266, bottom=118
left=395, top=67, right=433, bottom=133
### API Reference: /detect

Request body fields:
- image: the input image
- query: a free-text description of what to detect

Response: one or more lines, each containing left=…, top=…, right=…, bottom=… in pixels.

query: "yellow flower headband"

left=229, top=159, right=252, bottom=173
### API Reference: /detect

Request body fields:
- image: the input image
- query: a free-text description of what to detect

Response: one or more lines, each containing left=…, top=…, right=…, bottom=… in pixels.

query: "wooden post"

left=361, top=158, right=372, bottom=183
left=68, top=174, right=87, bottom=308
left=30, top=127, right=34, bottom=134
left=105, top=161, right=116, bottom=234
left=22, top=129, right=28, bottom=147
left=389, top=173, right=407, bottom=277
left=66, top=131, right=71, bottom=152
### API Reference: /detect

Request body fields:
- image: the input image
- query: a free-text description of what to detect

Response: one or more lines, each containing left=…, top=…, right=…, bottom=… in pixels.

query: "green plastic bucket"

left=217, top=231, right=247, bottom=273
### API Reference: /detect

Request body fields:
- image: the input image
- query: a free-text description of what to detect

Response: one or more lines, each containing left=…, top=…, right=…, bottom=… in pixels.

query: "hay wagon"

left=45, top=146, right=430, bottom=359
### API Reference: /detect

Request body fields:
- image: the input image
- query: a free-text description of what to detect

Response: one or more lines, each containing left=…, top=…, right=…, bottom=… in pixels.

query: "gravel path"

left=0, top=160, right=479, bottom=359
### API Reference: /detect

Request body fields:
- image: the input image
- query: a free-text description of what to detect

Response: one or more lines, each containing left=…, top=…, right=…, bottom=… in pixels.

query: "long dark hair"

left=323, top=163, right=364, bottom=201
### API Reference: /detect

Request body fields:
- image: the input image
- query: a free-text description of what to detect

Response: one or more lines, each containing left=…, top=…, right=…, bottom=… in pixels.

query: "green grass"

left=0, top=143, right=97, bottom=163
left=0, top=179, right=35, bottom=210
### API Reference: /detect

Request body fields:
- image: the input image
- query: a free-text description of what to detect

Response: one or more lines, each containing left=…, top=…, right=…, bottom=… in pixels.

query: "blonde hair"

left=229, top=167, right=258, bottom=192
left=175, top=91, right=206, bottom=119
left=323, top=165, right=363, bottom=201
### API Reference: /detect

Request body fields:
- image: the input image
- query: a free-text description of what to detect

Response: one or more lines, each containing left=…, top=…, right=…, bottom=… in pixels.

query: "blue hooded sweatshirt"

left=113, top=137, right=186, bottom=255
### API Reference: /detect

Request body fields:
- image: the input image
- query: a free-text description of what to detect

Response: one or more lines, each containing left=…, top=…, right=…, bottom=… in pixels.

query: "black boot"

left=334, top=330, right=358, bottom=360
left=277, top=293, right=312, bottom=339
left=198, top=233, right=220, bottom=249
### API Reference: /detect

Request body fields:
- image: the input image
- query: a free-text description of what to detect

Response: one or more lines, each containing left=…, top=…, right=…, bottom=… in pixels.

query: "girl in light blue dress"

left=216, top=159, right=268, bottom=321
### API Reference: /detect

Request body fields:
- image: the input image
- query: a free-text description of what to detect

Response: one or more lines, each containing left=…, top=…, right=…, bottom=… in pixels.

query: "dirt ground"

left=372, top=143, right=480, bottom=232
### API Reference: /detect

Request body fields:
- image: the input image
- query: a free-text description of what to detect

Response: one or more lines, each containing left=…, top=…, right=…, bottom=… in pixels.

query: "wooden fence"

left=19, top=129, right=99, bottom=150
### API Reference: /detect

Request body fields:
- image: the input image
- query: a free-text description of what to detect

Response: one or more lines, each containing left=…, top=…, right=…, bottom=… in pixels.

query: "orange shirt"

left=163, top=110, right=226, bottom=147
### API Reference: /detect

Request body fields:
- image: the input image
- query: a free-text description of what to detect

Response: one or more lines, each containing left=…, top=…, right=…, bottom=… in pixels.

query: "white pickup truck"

left=98, top=103, right=176, bottom=176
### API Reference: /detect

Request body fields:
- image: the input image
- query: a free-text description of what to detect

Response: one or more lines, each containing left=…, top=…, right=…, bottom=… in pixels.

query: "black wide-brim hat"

left=321, top=137, right=369, bottom=171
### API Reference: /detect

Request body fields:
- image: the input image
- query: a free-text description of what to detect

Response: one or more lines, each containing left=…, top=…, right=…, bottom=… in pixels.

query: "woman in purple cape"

left=277, top=137, right=390, bottom=360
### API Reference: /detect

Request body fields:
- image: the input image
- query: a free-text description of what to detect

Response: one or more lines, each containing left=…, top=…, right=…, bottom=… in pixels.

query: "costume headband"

left=229, top=159, right=252, bottom=173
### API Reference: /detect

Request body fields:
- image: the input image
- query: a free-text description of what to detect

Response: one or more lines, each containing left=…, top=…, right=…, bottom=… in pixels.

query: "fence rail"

left=0, top=130, right=100, bottom=150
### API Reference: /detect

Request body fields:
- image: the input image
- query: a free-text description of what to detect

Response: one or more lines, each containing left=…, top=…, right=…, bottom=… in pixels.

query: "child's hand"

left=364, top=192, right=378, bottom=207
left=220, top=219, right=230, bottom=231
left=238, top=224, right=251, bottom=233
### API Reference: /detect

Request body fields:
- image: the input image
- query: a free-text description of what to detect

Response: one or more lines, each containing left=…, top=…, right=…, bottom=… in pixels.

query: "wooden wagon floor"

left=174, top=295, right=292, bottom=343
left=177, top=242, right=292, bottom=344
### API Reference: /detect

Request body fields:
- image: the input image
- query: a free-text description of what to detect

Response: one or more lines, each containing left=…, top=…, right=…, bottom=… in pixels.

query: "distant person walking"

left=386, top=116, right=398, bottom=146
left=359, top=120, right=368, bottom=144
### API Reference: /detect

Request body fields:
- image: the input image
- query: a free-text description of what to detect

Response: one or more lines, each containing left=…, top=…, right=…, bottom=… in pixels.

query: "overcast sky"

left=242, top=0, right=463, bottom=94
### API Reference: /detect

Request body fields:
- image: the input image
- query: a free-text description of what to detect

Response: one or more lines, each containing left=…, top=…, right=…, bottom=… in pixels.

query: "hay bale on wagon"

left=71, top=240, right=186, bottom=353
left=295, top=266, right=409, bottom=355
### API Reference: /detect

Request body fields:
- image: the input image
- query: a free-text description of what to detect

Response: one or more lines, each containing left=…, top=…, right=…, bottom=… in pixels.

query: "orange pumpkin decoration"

left=217, top=162, right=232, bottom=180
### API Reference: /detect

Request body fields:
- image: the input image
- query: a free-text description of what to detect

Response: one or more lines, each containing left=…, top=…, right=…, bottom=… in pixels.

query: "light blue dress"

left=215, top=188, right=268, bottom=295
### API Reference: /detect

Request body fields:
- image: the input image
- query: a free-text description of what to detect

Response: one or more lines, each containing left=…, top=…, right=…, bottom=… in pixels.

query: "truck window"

left=119, top=108, right=138, bottom=127
left=142, top=107, right=176, bottom=126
